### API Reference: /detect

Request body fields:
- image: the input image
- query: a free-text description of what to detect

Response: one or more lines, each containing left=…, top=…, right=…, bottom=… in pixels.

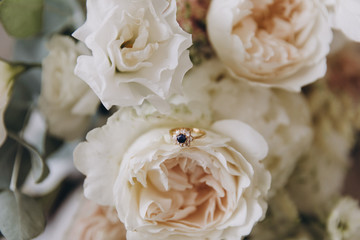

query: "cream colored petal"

left=211, top=120, right=268, bottom=161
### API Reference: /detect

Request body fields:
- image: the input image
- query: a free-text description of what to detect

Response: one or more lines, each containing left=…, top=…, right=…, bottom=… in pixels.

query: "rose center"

left=144, top=157, right=229, bottom=228
left=251, top=0, right=306, bottom=42
left=111, top=9, right=160, bottom=72
left=231, top=0, right=314, bottom=68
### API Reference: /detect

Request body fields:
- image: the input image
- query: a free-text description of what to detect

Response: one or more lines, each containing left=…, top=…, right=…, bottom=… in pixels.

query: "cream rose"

left=0, top=60, right=24, bottom=146
left=39, top=35, right=99, bottom=141
left=74, top=106, right=271, bottom=239
left=207, top=0, right=332, bottom=91
left=67, top=198, right=126, bottom=240
left=73, top=0, right=192, bottom=112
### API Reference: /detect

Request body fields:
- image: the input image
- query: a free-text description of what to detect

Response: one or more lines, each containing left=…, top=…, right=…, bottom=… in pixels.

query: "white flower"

left=0, top=60, right=23, bottom=146
left=207, top=0, right=332, bottom=91
left=327, top=197, right=360, bottom=240
left=73, top=0, right=192, bottom=112
left=34, top=188, right=126, bottom=240
left=324, top=0, right=360, bottom=42
left=74, top=106, right=271, bottom=239
left=67, top=198, right=126, bottom=240
left=181, top=59, right=312, bottom=196
left=39, top=35, right=99, bottom=141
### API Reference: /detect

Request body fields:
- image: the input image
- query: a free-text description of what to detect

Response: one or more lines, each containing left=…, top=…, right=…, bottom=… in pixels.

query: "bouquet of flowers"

left=1, top=0, right=360, bottom=239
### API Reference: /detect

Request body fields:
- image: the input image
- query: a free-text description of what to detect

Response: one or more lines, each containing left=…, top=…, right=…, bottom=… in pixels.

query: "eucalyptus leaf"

left=0, top=0, right=44, bottom=38
left=13, top=37, right=48, bottom=64
left=13, top=0, right=85, bottom=63
left=31, top=149, right=49, bottom=184
left=0, top=190, right=45, bottom=240
left=8, top=133, right=49, bottom=184
left=0, top=138, right=31, bottom=190
left=4, top=68, right=41, bottom=133
left=44, top=133, right=64, bottom=159
left=43, top=0, right=84, bottom=35
left=0, top=138, right=17, bottom=189
left=32, top=150, right=50, bottom=184
left=17, top=149, right=31, bottom=189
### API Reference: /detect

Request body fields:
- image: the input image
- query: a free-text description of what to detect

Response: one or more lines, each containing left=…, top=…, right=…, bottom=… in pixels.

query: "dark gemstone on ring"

left=177, top=134, right=187, bottom=144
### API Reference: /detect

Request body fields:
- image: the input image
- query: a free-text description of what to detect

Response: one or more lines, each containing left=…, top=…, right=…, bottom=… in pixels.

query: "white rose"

left=74, top=106, right=271, bottom=239
left=181, top=59, right=312, bottom=196
left=327, top=197, right=360, bottom=240
left=73, top=0, right=192, bottom=112
left=0, top=60, right=24, bottom=146
left=67, top=197, right=126, bottom=240
left=324, top=0, right=360, bottom=42
left=39, top=35, right=99, bottom=141
left=34, top=188, right=126, bottom=240
left=207, top=0, right=332, bottom=91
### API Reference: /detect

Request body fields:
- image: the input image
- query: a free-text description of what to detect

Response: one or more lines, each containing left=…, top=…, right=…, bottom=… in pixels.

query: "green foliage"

left=0, top=133, right=49, bottom=239
left=0, top=138, right=31, bottom=190
left=8, top=132, right=50, bottom=184
left=42, top=0, right=84, bottom=34
left=13, top=0, right=85, bottom=63
left=31, top=150, right=50, bottom=184
left=4, top=68, right=40, bottom=133
left=44, top=133, right=64, bottom=159
left=0, top=139, right=17, bottom=189
left=0, top=0, right=44, bottom=38
left=0, top=0, right=87, bottom=238
left=0, top=134, right=49, bottom=189
left=0, top=190, right=45, bottom=240
left=13, top=37, right=48, bottom=64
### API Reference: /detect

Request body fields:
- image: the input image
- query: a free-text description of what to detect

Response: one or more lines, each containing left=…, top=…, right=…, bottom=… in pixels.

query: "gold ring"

left=169, top=127, right=206, bottom=147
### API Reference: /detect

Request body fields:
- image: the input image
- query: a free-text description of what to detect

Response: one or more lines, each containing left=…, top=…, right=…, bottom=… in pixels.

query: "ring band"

left=169, top=127, right=206, bottom=147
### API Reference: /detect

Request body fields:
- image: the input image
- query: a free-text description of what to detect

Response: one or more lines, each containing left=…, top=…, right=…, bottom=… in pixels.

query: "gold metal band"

left=189, top=128, right=206, bottom=139
left=169, top=127, right=206, bottom=147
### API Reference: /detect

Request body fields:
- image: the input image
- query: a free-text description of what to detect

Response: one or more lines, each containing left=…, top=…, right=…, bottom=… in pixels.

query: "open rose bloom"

left=207, top=0, right=332, bottom=91
left=39, top=35, right=99, bottom=140
left=73, top=0, right=192, bottom=112
left=74, top=106, right=271, bottom=239
left=68, top=198, right=126, bottom=240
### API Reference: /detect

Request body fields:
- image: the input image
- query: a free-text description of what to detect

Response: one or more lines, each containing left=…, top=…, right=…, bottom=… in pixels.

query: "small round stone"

left=177, top=134, right=187, bottom=144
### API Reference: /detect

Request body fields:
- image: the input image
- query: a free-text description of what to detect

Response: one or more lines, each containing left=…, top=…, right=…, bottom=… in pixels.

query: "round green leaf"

left=0, top=190, right=45, bottom=240
left=0, top=0, right=44, bottom=38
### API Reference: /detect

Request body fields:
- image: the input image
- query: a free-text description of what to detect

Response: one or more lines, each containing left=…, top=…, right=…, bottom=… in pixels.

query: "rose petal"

left=211, top=120, right=268, bottom=161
